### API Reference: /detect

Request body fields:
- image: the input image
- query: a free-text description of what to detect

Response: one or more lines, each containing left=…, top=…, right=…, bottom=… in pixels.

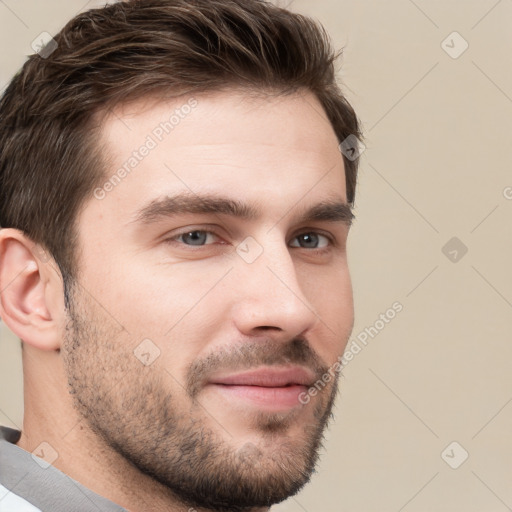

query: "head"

left=0, top=1, right=362, bottom=510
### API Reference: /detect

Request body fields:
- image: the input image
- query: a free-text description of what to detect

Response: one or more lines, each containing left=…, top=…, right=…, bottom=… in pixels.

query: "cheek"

left=106, top=261, right=232, bottom=373
left=93, top=256, right=228, bottom=335
left=301, top=263, right=353, bottom=360
left=302, top=257, right=352, bottom=311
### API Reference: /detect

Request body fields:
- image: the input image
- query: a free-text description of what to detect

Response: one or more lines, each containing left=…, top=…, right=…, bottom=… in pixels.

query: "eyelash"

left=164, top=228, right=336, bottom=252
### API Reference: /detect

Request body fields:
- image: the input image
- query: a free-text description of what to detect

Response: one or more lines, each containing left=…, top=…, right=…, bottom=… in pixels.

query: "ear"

left=0, top=228, right=65, bottom=351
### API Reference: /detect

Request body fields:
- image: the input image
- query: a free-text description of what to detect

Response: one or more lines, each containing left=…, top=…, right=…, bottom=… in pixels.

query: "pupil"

left=301, top=233, right=318, bottom=248
left=185, top=231, right=207, bottom=245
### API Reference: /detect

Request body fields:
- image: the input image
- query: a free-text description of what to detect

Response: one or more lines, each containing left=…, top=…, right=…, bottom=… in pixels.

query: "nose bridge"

left=232, top=235, right=317, bottom=334
left=247, top=236, right=302, bottom=298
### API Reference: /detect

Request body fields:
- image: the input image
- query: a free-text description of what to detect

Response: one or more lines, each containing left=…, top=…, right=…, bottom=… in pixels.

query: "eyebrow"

left=131, top=192, right=354, bottom=227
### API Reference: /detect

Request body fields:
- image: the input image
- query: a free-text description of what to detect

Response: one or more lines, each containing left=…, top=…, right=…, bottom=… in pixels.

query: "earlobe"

left=0, top=228, right=63, bottom=351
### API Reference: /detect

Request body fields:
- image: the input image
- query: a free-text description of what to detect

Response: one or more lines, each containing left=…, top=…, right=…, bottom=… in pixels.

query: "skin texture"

left=0, top=89, right=354, bottom=512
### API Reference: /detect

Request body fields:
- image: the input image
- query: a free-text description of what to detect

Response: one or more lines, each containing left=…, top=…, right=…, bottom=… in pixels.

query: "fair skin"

left=0, top=89, right=353, bottom=511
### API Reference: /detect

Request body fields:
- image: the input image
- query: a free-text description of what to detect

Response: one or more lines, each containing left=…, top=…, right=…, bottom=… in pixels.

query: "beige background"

left=1, top=1, right=511, bottom=511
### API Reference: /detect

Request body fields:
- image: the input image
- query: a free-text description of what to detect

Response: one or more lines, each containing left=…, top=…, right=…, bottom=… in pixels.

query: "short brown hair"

left=0, top=0, right=362, bottom=287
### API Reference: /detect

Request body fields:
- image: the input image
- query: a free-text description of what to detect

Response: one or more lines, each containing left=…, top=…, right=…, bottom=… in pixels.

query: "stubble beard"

left=62, top=284, right=342, bottom=511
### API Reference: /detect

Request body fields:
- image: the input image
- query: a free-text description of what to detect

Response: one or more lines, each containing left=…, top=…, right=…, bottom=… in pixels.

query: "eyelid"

left=176, top=231, right=219, bottom=243
left=163, top=225, right=227, bottom=246
left=162, top=225, right=340, bottom=250
left=289, top=229, right=336, bottom=246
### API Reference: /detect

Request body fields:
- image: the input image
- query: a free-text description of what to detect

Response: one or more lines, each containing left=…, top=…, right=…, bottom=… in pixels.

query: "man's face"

left=63, top=89, right=354, bottom=510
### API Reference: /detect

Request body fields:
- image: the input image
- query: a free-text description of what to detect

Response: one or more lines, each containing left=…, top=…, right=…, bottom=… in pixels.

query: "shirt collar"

left=0, top=425, right=127, bottom=512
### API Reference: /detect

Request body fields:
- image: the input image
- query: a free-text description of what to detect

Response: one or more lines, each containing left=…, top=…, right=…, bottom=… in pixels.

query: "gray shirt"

left=0, top=425, right=127, bottom=512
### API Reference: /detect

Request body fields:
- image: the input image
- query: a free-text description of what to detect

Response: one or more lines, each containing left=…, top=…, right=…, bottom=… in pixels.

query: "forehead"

left=101, top=88, right=339, bottom=150
left=89, top=89, right=346, bottom=223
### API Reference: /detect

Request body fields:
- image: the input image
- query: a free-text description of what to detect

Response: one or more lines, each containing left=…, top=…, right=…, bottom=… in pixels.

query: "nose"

left=231, top=240, right=318, bottom=340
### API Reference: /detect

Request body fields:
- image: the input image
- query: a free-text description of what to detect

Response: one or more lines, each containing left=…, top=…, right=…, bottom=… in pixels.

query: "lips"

left=209, top=366, right=316, bottom=388
left=207, top=366, right=316, bottom=410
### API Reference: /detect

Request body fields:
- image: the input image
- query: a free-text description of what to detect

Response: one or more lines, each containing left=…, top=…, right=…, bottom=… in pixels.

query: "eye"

left=289, top=232, right=331, bottom=249
left=173, top=230, right=219, bottom=246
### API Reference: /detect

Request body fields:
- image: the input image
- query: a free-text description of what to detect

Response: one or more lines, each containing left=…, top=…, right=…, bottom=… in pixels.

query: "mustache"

left=185, top=336, right=329, bottom=399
